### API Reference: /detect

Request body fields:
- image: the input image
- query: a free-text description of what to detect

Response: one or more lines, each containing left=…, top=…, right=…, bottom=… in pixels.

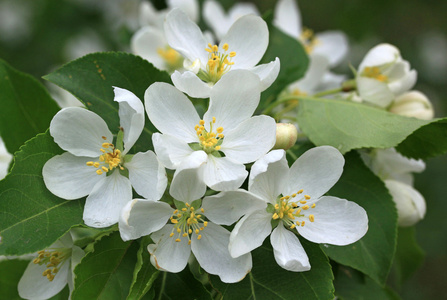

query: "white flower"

left=389, top=90, right=434, bottom=120
left=274, top=0, right=348, bottom=67
left=226, top=147, right=368, bottom=271
left=43, top=87, right=167, bottom=228
left=145, top=70, right=277, bottom=191
left=119, top=167, right=252, bottom=283
left=203, top=0, right=260, bottom=40
left=0, top=136, right=12, bottom=180
left=164, top=8, right=280, bottom=98
left=356, top=43, right=417, bottom=108
left=18, top=231, right=84, bottom=300
left=361, top=148, right=426, bottom=226
left=139, top=0, right=199, bottom=29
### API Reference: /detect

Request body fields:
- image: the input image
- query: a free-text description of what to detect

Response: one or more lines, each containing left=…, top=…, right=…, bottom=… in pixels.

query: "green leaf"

left=259, top=14, right=309, bottom=110
left=396, top=117, right=447, bottom=159
left=0, top=131, right=84, bottom=256
left=210, top=238, right=334, bottom=300
left=72, top=231, right=139, bottom=300
left=324, top=151, right=398, bottom=285
left=297, top=97, right=429, bottom=154
left=0, top=59, right=59, bottom=154
left=0, top=258, right=29, bottom=299
left=43, top=52, right=172, bottom=153
left=334, top=266, right=400, bottom=300
left=127, top=237, right=160, bottom=300
left=153, top=268, right=212, bottom=300
left=391, top=227, right=424, bottom=285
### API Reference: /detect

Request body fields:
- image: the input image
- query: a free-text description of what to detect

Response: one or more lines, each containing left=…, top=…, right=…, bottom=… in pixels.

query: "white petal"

left=18, top=258, right=69, bottom=300
left=145, top=82, right=200, bottom=142
left=152, top=133, right=195, bottom=169
left=286, top=146, right=345, bottom=199
left=131, top=26, right=167, bottom=70
left=358, top=43, right=401, bottom=72
left=273, top=0, right=302, bottom=38
left=0, top=136, right=12, bottom=180
left=388, top=69, right=417, bottom=96
left=203, top=0, right=227, bottom=40
left=220, top=15, right=268, bottom=69
left=191, top=222, right=252, bottom=283
left=149, top=224, right=191, bottom=273
left=114, top=87, right=144, bottom=154
left=229, top=210, right=272, bottom=258
left=119, top=199, right=172, bottom=241
left=171, top=70, right=213, bottom=98
left=202, top=190, right=267, bottom=225
left=249, top=150, right=289, bottom=204
left=126, top=150, right=167, bottom=200
left=222, top=115, right=276, bottom=164
left=384, top=180, right=426, bottom=227
left=167, top=0, right=200, bottom=23
left=294, top=54, right=330, bottom=92
left=83, top=171, right=132, bottom=228
left=314, top=31, right=349, bottom=67
left=271, top=223, right=310, bottom=272
left=204, top=70, right=261, bottom=132
left=170, top=155, right=207, bottom=203
left=201, top=155, right=247, bottom=191
left=50, top=107, right=113, bottom=157
left=356, top=77, right=395, bottom=107
left=297, top=196, right=369, bottom=245
left=43, top=152, right=104, bottom=200
left=249, top=57, right=281, bottom=91
left=164, top=8, right=208, bottom=64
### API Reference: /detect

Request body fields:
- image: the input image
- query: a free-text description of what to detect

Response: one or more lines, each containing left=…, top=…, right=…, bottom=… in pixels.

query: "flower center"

left=86, top=136, right=124, bottom=175
left=194, top=117, right=224, bottom=154
left=32, top=248, right=71, bottom=282
left=169, top=203, right=208, bottom=245
left=272, top=189, right=316, bottom=229
left=157, top=46, right=183, bottom=71
left=300, top=28, right=320, bottom=54
left=362, top=66, right=388, bottom=82
left=198, top=43, right=236, bottom=84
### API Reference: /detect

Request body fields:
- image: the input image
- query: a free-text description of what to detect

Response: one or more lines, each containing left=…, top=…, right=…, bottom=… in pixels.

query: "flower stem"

left=262, top=96, right=300, bottom=115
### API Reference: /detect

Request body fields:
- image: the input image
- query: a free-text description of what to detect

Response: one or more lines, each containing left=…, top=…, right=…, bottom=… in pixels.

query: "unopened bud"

left=384, top=179, right=426, bottom=227
left=389, top=91, right=434, bottom=120
left=273, top=123, right=298, bottom=150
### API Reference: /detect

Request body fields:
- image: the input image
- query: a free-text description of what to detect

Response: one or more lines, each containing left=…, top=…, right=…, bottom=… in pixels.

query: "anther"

left=304, top=195, right=311, bottom=200
left=309, top=215, right=315, bottom=222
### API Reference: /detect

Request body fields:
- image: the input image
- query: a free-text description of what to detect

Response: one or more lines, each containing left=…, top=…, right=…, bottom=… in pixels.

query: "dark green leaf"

left=210, top=238, right=334, bottom=300
left=0, top=132, right=84, bottom=256
left=396, top=118, right=447, bottom=159
left=43, top=52, right=172, bottom=153
left=324, top=151, right=398, bottom=285
left=0, top=258, right=29, bottom=299
left=334, top=266, right=400, bottom=300
left=259, top=15, right=309, bottom=110
left=127, top=237, right=160, bottom=300
left=297, top=97, right=429, bottom=154
left=0, top=59, right=59, bottom=154
left=153, top=268, right=212, bottom=300
left=72, top=231, right=139, bottom=300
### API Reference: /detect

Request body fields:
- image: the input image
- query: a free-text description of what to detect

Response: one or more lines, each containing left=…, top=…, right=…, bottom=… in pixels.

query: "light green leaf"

left=297, top=97, right=429, bottom=154
left=127, top=237, right=160, bottom=300
left=334, top=266, right=400, bottom=300
left=324, top=151, right=398, bottom=285
left=153, top=268, right=212, bottom=300
left=43, top=52, right=172, bottom=153
left=210, top=238, right=334, bottom=300
left=396, top=118, right=447, bottom=159
left=0, top=59, right=59, bottom=154
left=72, top=231, right=139, bottom=300
left=0, top=132, right=84, bottom=256
left=259, top=13, right=309, bottom=110
left=0, top=258, right=29, bottom=299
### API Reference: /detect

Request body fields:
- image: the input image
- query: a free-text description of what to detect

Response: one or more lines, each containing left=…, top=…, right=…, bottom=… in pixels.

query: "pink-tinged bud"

left=273, top=123, right=297, bottom=150
left=389, top=91, right=434, bottom=120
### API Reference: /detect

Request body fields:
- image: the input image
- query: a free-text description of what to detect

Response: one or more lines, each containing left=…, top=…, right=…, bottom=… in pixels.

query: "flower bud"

left=389, top=90, right=434, bottom=120
left=384, top=179, right=426, bottom=227
left=273, top=123, right=298, bottom=150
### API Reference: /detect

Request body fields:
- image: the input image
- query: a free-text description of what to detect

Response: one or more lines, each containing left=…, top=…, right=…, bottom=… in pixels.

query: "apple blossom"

left=389, top=90, right=434, bottom=120
left=42, top=87, right=167, bottom=228
left=0, top=136, right=12, bottom=180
